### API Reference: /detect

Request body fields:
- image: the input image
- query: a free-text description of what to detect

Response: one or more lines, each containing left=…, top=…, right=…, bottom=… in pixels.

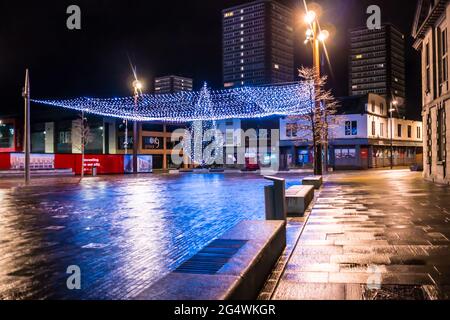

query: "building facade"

left=0, top=114, right=188, bottom=172
left=154, top=75, right=193, bottom=94
left=222, top=0, right=294, bottom=88
left=280, top=94, right=423, bottom=170
left=349, top=24, right=407, bottom=116
left=0, top=117, right=21, bottom=153
left=413, top=0, right=450, bottom=184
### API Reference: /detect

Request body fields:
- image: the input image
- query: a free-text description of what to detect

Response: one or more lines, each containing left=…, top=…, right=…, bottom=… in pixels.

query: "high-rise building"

left=222, top=0, right=294, bottom=88
left=349, top=24, right=406, bottom=116
left=154, top=75, right=193, bottom=94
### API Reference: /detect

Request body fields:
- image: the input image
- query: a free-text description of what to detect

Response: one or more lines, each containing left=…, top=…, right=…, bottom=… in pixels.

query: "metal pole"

left=312, top=21, right=322, bottom=176
left=133, top=94, right=138, bottom=174
left=390, top=108, right=394, bottom=169
left=124, top=120, right=128, bottom=155
left=23, top=69, right=31, bottom=184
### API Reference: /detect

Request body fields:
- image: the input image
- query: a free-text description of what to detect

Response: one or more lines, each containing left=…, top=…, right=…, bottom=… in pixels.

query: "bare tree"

left=73, top=111, right=93, bottom=180
left=289, top=66, right=339, bottom=174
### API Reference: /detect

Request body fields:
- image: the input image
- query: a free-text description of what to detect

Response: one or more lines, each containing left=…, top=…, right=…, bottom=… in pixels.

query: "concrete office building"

left=222, top=0, right=294, bottom=88
left=154, top=75, right=193, bottom=94
left=349, top=24, right=407, bottom=116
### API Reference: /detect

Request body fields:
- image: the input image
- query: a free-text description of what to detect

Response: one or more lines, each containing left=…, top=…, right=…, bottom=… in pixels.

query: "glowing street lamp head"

left=304, top=11, right=316, bottom=24
left=318, top=30, right=330, bottom=42
left=133, top=80, right=143, bottom=91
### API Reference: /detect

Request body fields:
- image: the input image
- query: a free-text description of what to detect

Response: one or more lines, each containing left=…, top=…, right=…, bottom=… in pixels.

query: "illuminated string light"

left=32, top=82, right=313, bottom=122
left=187, top=83, right=223, bottom=165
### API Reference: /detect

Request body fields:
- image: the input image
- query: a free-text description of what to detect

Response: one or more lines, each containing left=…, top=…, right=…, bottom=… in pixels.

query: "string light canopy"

left=32, top=82, right=313, bottom=122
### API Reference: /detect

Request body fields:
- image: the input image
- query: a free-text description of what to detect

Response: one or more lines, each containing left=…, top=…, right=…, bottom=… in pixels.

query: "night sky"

left=0, top=0, right=421, bottom=119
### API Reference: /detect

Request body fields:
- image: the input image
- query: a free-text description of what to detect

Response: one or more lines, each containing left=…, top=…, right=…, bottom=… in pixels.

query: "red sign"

left=361, top=149, right=369, bottom=159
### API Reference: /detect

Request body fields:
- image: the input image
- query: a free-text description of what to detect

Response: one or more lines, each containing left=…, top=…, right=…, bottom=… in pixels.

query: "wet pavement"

left=0, top=173, right=302, bottom=300
left=272, top=169, right=450, bottom=300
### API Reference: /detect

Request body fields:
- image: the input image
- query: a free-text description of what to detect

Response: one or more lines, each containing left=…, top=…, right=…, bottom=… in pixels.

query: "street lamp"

left=303, top=9, right=330, bottom=176
left=132, top=79, right=143, bottom=174
left=22, top=69, right=31, bottom=185
left=304, top=10, right=316, bottom=24
left=318, top=30, right=330, bottom=42
left=389, top=100, right=398, bottom=169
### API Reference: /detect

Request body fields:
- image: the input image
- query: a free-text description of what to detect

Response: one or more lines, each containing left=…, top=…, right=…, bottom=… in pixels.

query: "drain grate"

left=174, top=239, right=248, bottom=275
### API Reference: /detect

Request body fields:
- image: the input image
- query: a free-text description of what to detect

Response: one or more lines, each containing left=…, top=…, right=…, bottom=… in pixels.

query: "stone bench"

left=302, top=175, right=323, bottom=189
left=286, top=185, right=315, bottom=216
left=135, top=220, right=286, bottom=300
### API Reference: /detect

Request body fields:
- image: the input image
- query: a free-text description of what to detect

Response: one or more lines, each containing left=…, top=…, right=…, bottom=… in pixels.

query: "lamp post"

left=124, top=119, right=128, bottom=155
left=132, top=79, right=143, bottom=174
left=389, top=100, right=398, bottom=169
left=22, top=69, right=31, bottom=185
left=304, top=10, right=329, bottom=176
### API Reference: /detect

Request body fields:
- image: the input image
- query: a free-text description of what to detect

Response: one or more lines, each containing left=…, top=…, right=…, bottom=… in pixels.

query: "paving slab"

left=271, top=170, right=450, bottom=300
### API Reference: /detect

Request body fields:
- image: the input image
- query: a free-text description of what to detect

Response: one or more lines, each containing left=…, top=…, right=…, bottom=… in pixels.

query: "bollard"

left=264, top=176, right=286, bottom=221
left=264, top=185, right=275, bottom=220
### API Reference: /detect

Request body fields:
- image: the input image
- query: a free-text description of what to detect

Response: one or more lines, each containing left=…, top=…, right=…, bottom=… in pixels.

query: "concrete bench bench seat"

left=135, top=220, right=286, bottom=300
left=286, top=185, right=314, bottom=216
left=302, top=175, right=323, bottom=189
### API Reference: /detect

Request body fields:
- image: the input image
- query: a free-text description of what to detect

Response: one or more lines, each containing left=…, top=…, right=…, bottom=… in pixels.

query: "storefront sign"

left=142, top=136, right=163, bottom=150
left=124, top=155, right=153, bottom=173
left=10, top=153, right=55, bottom=170
left=83, top=158, right=100, bottom=172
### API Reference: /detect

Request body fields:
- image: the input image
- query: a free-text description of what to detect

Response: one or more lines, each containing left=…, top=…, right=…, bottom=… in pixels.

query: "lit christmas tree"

left=186, top=83, right=222, bottom=167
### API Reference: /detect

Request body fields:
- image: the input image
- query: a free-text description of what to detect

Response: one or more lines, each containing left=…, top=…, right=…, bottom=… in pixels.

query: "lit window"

left=274, top=64, right=280, bottom=69
left=224, top=82, right=234, bottom=88
left=240, top=45, right=244, bottom=49
left=240, top=9, right=244, bottom=13
left=241, top=66, right=244, bottom=71
left=345, top=121, right=358, bottom=136
left=241, top=31, right=244, bottom=35
left=240, top=59, right=244, bottom=63
left=240, top=16, right=244, bottom=21
left=356, top=54, right=363, bottom=59
left=241, top=52, right=244, bottom=56
left=240, top=38, right=244, bottom=42
left=240, top=24, right=244, bottom=28
left=224, top=12, right=234, bottom=18
left=241, top=74, right=244, bottom=78
left=241, top=81, right=244, bottom=85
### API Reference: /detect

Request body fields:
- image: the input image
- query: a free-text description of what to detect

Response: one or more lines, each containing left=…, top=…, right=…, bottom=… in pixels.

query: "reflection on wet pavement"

left=0, top=173, right=300, bottom=300
left=273, top=170, right=450, bottom=300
